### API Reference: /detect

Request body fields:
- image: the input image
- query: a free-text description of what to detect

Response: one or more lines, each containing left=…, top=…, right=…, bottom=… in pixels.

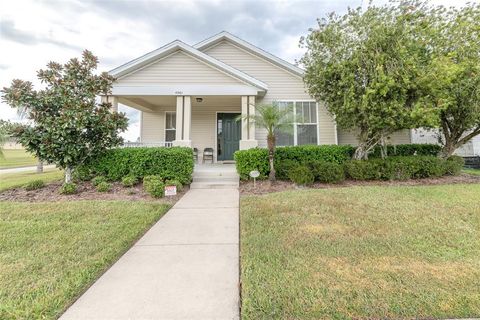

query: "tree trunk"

left=440, top=139, right=457, bottom=159
left=379, top=135, right=388, bottom=159
left=353, top=141, right=372, bottom=160
left=36, top=160, right=43, bottom=173
left=267, top=134, right=276, bottom=182
left=65, top=166, right=73, bottom=183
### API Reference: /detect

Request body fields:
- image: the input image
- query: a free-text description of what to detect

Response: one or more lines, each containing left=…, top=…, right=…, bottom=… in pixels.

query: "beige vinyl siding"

left=117, top=51, right=244, bottom=86
left=140, top=96, right=241, bottom=160
left=338, top=129, right=412, bottom=146
left=141, top=111, right=165, bottom=142
left=203, top=40, right=337, bottom=145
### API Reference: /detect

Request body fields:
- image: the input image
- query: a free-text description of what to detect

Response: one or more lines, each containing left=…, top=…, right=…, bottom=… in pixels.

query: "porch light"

left=196, top=97, right=203, bottom=103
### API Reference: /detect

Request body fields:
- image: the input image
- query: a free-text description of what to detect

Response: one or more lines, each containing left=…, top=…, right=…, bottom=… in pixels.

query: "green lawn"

left=463, top=168, right=480, bottom=176
left=0, top=201, right=170, bottom=319
left=241, top=184, right=480, bottom=319
left=0, top=149, right=37, bottom=169
left=0, top=169, right=64, bottom=192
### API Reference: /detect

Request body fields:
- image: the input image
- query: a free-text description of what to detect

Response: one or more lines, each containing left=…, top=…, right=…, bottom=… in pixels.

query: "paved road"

left=60, top=185, right=240, bottom=319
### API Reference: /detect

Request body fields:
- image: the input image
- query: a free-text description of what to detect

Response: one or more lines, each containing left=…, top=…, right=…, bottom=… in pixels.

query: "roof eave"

left=194, top=31, right=305, bottom=77
left=108, top=40, right=268, bottom=92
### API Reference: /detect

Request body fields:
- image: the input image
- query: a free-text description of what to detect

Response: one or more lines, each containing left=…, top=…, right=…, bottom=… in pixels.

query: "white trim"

left=194, top=31, right=305, bottom=77
left=316, top=102, right=321, bottom=145
left=118, top=97, right=155, bottom=112
left=109, top=40, right=268, bottom=91
left=164, top=111, right=176, bottom=143
left=215, top=111, right=242, bottom=162
left=139, top=111, right=143, bottom=142
left=111, top=84, right=262, bottom=96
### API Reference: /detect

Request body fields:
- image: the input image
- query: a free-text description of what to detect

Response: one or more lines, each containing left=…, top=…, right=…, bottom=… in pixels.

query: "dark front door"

left=217, top=113, right=241, bottom=161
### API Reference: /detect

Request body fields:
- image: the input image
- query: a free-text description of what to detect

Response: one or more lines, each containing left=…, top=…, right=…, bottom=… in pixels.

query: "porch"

left=107, top=95, right=258, bottom=162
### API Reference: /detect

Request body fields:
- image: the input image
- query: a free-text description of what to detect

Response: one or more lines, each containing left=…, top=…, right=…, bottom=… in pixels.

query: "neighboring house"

left=104, top=31, right=411, bottom=162
left=412, top=128, right=480, bottom=157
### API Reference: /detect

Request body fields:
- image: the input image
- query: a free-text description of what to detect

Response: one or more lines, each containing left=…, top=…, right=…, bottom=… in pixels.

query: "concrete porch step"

left=192, top=176, right=239, bottom=183
left=190, top=181, right=239, bottom=189
left=193, top=171, right=239, bottom=178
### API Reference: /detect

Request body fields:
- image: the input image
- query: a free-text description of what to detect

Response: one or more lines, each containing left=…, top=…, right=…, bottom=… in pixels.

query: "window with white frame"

left=275, top=101, right=318, bottom=146
left=165, top=112, right=176, bottom=142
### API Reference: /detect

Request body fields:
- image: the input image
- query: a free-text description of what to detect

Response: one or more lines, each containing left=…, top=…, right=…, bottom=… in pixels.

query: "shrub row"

left=234, top=145, right=355, bottom=180
left=285, top=155, right=463, bottom=185
left=76, top=147, right=194, bottom=184
left=235, top=144, right=442, bottom=180
left=344, top=156, right=463, bottom=180
left=369, top=144, right=441, bottom=158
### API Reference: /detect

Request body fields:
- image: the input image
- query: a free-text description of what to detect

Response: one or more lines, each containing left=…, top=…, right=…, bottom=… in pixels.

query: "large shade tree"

left=420, top=3, right=480, bottom=158
left=300, top=1, right=438, bottom=159
left=2, top=50, right=128, bottom=183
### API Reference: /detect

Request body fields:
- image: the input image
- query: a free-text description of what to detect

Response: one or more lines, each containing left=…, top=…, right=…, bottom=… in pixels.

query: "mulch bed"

left=240, top=173, right=480, bottom=195
left=0, top=181, right=188, bottom=203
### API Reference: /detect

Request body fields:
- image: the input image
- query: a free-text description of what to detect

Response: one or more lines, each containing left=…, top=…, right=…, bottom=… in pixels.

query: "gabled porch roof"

left=109, top=40, right=268, bottom=93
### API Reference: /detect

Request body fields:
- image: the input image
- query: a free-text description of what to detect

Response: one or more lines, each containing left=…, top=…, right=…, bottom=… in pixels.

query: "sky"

left=0, top=0, right=473, bottom=141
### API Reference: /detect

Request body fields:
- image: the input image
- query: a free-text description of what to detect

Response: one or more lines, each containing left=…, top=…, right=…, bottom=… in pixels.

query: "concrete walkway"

left=61, top=165, right=240, bottom=320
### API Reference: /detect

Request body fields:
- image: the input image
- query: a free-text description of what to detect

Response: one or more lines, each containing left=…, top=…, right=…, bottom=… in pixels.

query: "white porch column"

left=101, top=95, right=118, bottom=112
left=248, top=95, right=256, bottom=140
left=241, top=96, right=248, bottom=141
left=239, top=95, right=258, bottom=150
left=183, top=96, right=191, bottom=141
left=173, top=96, right=192, bottom=147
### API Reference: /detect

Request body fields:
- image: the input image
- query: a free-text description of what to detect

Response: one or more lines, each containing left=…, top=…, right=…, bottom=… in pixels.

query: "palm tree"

left=241, top=102, right=294, bottom=181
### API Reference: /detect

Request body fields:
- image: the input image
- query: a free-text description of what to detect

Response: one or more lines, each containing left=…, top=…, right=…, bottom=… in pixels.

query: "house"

left=412, top=128, right=480, bottom=157
left=103, top=31, right=411, bottom=162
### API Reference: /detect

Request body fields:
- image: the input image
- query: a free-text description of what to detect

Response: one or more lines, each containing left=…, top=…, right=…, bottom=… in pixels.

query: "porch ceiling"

left=120, top=95, right=242, bottom=111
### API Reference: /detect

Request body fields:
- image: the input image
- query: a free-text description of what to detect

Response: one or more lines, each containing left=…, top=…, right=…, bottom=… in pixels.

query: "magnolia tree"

left=300, top=1, right=438, bottom=159
left=420, top=3, right=480, bottom=158
left=1, top=50, right=128, bottom=183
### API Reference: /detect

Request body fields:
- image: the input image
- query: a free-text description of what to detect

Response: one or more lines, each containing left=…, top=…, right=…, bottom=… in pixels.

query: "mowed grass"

left=241, top=184, right=480, bottom=319
left=0, top=201, right=171, bottom=319
left=0, top=169, right=64, bottom=192
left=463, top=168, right=480, bottom=176
left=0, top=149, right=37, bottom=168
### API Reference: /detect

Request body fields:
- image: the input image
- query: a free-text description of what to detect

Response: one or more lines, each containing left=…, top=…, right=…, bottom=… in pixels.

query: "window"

left=165, top=112, right=176, bottom=142
left=275, top=101, right=294, bottom=146
left=275, top=101, right=318, bottom=146
left=296, top=102, right=318, bottom=145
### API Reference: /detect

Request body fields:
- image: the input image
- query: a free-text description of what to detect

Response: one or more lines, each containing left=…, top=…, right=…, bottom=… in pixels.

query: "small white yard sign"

left=165, top=185, right=177, bottom=196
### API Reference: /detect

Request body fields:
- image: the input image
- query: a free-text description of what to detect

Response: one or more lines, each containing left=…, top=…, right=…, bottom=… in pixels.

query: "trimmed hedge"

left=234, top=145, right=354, bottom=180
left=143, top=175, right=165, bottom=198
left=78, top=147, right=194, bottom=184
left=306, top=160, right=345, bottom=183
left=370, top=144, right=441, bottom=157
left=345, top=156, right=462, bottom=181
left=288, top=165, right=314, bottom=186
left=234, top=148, right=269, bottom=180
left=234, top=144, right=444, bottom=180
left=24, top=179, right=45, bottom=191
left=60, top=182, right=77, bottom=194
left=96, top=181, right=112, bottom=192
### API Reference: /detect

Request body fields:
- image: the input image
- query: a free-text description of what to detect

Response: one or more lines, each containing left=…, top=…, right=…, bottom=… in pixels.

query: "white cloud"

left=1, top=0, right=473, bottom=132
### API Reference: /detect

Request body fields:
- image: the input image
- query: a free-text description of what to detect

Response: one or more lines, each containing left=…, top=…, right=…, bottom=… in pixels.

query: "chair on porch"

left=193, top=148, right=198, bottom=163
left=203, top=148, right=214, bottom=164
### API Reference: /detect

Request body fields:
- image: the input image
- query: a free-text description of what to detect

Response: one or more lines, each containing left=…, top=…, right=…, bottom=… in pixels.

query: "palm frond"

left=239, top=102, right=295, bottom=136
